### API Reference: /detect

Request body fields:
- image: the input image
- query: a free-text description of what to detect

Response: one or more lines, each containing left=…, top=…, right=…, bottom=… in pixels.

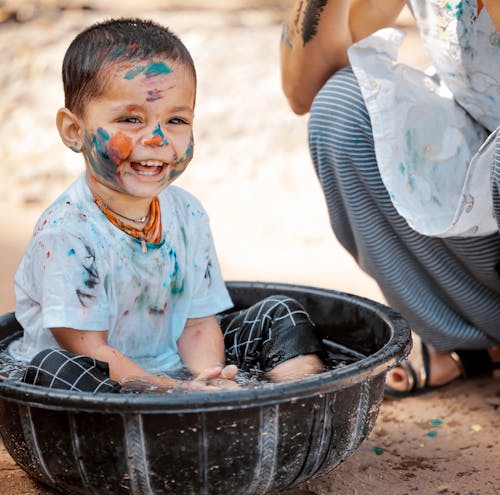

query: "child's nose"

left=142, top=123, right=169, bottom=147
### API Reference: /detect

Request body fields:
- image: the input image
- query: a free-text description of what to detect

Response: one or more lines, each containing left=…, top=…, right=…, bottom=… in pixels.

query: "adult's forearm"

left=349, top=0, right=405, bottom=40
left=280, top=0, right=352, bottom=115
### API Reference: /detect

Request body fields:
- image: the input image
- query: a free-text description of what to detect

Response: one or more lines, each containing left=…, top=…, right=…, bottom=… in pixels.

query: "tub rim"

left=0, top=281, right=411, bottom=414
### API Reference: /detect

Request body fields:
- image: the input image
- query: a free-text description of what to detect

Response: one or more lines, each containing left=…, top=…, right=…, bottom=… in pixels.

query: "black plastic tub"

left=0, top=281, right=410, bottom=495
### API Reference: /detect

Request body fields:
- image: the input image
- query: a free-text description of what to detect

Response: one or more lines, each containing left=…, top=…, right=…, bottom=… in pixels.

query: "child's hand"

left=119, top=364, right=240, bottom=393
left=205, top=378, right=240, bottom=390
left=195, top=364, right=238, bottom=380
left=119, top=375, right=219, bottom=393
left=194, top=364, right=239, bottom=390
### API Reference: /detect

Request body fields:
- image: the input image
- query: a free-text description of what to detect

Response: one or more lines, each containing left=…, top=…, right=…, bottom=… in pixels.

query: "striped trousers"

left=308, top=67, right=500, bottom=351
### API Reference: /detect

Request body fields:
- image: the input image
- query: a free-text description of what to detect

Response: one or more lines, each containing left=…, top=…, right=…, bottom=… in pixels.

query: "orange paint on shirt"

left=108, top=132, right=133, bottom=164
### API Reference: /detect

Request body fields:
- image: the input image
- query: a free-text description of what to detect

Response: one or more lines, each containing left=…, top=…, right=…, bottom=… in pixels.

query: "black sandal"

left=384, top=336, right=499, bottom=398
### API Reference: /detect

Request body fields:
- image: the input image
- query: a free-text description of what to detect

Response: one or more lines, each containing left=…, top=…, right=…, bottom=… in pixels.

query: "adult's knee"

left=309, top=67, right=370, bottom=152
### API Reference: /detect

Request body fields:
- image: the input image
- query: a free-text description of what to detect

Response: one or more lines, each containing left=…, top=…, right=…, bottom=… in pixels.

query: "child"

left=8, top=18, right=323, bottom=393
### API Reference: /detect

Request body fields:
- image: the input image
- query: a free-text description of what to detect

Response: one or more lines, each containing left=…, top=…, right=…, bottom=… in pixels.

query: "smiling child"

left=8, top=18, right=323, bottom=393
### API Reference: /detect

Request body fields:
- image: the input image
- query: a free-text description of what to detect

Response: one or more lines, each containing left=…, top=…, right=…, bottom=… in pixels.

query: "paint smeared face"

left=80, top=57, right=195, bottom=199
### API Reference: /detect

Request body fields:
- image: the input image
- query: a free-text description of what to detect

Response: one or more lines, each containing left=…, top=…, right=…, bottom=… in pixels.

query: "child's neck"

left=86, top=175, right=152, bottom=225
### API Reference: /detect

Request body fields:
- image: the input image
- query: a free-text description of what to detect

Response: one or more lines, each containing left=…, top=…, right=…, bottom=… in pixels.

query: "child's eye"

left=168, top=117, right=188, bottom=125
left=119, top=116, right=142, bottom=124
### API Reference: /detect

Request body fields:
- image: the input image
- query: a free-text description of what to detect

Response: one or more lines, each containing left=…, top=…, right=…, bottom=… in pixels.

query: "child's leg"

left=22, top=348, right=121, bottom=393
left=218, top=295, right=324, bottom=382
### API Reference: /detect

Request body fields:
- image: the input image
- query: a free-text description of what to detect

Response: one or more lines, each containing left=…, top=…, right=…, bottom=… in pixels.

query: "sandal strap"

left=404, top=361, right=418, bottom=392
left=401, top=339, right=430, bottom=391
left=451, top=350, right=494, bottom=378
left=420, top=340, right=431, bottom=388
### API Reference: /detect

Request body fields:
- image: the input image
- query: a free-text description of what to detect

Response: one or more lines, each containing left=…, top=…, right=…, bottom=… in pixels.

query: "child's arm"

left=177, top=315, right=238, bottom=387
left=50, top=327, right=217, bottom=391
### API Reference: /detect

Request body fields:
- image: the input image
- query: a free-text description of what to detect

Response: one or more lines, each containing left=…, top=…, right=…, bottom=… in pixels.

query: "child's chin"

left=123, top=176, right=170, bottom=194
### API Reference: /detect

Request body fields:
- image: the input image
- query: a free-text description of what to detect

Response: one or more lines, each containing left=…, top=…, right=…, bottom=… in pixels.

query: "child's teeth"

left=140, top=160, right=163, bottom=167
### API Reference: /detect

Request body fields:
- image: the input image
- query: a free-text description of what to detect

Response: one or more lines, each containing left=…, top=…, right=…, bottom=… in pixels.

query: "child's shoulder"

left=161, top=185, right=208, bottom=220
left=31, top=175, right=99, bottom=239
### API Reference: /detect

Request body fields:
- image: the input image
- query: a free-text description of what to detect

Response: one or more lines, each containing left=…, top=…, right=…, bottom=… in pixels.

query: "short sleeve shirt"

left=9, top=174, right=233, bottom=373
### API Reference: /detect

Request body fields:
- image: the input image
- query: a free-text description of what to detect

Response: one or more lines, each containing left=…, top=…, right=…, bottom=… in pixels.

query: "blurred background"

left=0, top=1, right=427, bottom=314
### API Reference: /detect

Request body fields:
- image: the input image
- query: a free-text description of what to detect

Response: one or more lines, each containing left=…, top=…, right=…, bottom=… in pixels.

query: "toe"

left=385, top=365, right=412, bottom=393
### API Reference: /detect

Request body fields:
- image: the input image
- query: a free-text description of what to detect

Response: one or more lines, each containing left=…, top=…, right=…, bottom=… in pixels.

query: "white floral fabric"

left=348, top=0, right=500, bottom=237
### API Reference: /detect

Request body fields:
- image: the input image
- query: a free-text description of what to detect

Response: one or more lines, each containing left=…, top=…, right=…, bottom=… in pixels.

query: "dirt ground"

left=0, top=2, right=498, bottom=494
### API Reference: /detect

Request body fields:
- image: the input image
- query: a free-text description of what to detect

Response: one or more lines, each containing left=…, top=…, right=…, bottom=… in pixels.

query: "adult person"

left=280, top=0, right=500, bottom=396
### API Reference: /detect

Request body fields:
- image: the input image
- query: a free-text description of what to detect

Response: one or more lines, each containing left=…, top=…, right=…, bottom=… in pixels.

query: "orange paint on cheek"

left=108, top=132, right=133, bottom=164
left=143, top=135, right=164, bottom=146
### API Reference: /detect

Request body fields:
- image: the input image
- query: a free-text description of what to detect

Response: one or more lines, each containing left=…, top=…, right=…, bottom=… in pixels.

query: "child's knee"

left=260, top=295, right=312, bottom=324
left=23, top=348, right=120, bottom=392
left=23, top=348, right=72, bottom=386
left=265, top=353, right=323, bottom=382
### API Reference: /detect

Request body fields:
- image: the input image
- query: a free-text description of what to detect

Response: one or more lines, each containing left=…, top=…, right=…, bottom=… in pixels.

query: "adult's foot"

left=385, top=333, right=464, bottom=395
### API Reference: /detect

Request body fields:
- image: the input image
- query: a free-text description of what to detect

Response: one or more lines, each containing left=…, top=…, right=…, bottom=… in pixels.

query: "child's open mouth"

left=130, top=160, right=165, bottom=176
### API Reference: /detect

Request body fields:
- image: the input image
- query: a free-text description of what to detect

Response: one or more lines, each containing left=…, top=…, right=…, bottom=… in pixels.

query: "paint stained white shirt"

left=9, top=173, right=233, bottom=373
left=348, top=0, right=500, bottom=237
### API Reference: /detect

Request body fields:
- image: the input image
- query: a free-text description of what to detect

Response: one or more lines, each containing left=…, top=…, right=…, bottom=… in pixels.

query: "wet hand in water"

left=194, top=364, right=240, bottom=390
left=119, top=364, right=240, bottom=392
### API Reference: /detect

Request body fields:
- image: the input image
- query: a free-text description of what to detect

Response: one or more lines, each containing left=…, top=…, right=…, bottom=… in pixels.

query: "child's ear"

left=56, top=107, right=83, bottom=153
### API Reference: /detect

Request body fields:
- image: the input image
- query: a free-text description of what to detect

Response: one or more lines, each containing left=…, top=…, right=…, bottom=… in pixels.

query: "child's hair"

left=62, top=18, right=196, bottom=116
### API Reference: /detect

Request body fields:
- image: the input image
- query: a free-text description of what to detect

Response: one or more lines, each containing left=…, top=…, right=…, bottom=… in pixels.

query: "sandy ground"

left=0, top=2, right=498, bottom=494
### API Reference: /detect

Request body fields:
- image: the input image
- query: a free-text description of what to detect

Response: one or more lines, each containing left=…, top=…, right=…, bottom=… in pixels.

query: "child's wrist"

left=119, top=373, right=179, bottom=391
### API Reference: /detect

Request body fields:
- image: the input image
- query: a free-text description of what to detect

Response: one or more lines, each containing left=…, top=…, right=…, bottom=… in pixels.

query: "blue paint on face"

left=124, top=61, right=172, bottom=80
left=68, top=248, right=76, bottom=256
left=124, top=66, right=146, bottom=80
left=176, top=133, right=194, bottom=165
left=84, top=128, right=118, bottom=182
left=183, top=133, right=194, bottom=162
left=165, top=133, right=194, bottom=183
left=152, top=123, right=169, bottom=146
left=144, top=61, right=172, bottom=78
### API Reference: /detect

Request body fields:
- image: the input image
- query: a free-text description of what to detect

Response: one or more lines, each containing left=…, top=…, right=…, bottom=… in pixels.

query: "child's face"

left=79, top=58, right=195, bottom=199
